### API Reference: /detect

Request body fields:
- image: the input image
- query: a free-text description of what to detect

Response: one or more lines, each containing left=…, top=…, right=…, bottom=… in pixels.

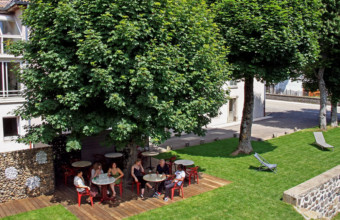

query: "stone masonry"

left=283, top=165, right=340, bottom=219
left=0, top=147, right=55, bottom=203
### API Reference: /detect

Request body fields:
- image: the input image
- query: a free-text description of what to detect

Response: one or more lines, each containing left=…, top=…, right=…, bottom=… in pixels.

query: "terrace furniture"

left=313, top=132, right=334, bottom=151
left=75, top=186, right=94, bottom=207
left=254, top=152, right=277, bottom=173
left=143, top=173, right=167, bottom=195
left=115, top=180, right=123, bottom=197
left=141, top=151, right=159, bottom=171
left=131, top=171, right=145, bottom=195
left=171, top=182, right=184, bottom=200
left=92, top=174, right=116, bottom=204
left=131, top=180, right=141, bottom=195
left=174, top=159, right=194, bottom=172
left=62, top=165, right=76, bottom=185
left=186, top=166, right=199, bottom=185
left=165, top=156, right=177, bottom=174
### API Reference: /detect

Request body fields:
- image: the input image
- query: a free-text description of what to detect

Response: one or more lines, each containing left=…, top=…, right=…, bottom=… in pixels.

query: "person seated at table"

left=91, top=162, right=103, bottom=179
left=74, top=170, right=98, bottom=203
left=163, top=164, right=185, bottom=202
left=154, top=159, right=170, bottom=197
left=107, top=162, right=124, bottom=198
left=131, top=158, right=153, bottom=198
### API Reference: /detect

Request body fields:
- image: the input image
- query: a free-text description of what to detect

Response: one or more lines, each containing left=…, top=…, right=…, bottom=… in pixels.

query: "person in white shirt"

left=163, top=164, right=186, bottom=202
left=74, top=170, right=97, bottom=203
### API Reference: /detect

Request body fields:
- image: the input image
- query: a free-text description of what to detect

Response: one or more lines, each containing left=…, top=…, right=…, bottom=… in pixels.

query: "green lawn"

left=2, top=205, right=77, bottom=220
left=129, top=127, right=340, bottom=220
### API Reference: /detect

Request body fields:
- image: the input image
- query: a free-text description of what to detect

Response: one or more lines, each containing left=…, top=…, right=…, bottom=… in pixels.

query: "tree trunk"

left=232, top=76, right=254, bottom=156
left=124, top=141, right=138, bottom=180
left=317, top=68, right=327, bottom=130
left=331, top=98, right=338, bottom=127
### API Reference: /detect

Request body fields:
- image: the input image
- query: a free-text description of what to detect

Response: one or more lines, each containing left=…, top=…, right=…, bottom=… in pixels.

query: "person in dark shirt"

left=154, top=159, right=170, bottom=197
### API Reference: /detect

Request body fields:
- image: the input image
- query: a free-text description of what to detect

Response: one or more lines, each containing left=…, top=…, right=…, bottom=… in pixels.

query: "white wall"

left=0, top=100, right=30, bottom=152
left=208, top=79, right=265, bottom=128
left=274, top=79, right=303, bottom=96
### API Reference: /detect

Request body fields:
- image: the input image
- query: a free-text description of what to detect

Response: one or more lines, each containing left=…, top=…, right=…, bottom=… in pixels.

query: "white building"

left=0, top=0, right=32, bottom=152
left=267, top=79, right=304, bottom=96
left=208, top=80, right=266, bottom=128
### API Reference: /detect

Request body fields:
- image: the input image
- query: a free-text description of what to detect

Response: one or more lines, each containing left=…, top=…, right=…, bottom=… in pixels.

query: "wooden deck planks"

left=0, top=173, right=231, bottom=219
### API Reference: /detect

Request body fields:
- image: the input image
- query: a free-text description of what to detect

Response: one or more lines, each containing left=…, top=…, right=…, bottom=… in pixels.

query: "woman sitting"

left=91, top=162, right=104, bottom=180
left=74, top=170, right=98, bottom=203
left=108, top=162, right=124, bottom=198
left=131, top=158, right=153, bottom=198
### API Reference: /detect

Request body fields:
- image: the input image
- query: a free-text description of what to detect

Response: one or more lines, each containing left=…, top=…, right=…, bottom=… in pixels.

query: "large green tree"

left=13, top=0, right=229, bottom=169
left=213, top=0, right=320, bottom=155
left=303, top=0, right=340, bottom=129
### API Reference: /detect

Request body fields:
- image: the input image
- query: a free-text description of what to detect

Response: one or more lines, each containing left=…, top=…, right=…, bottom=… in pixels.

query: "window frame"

left=2, top=116, right=19, bottom=139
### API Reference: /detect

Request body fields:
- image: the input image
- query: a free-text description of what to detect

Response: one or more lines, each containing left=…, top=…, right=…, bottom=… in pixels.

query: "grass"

left=128, top=127, right=340, bottom=220
left=2, top=205, right=77, bottom=220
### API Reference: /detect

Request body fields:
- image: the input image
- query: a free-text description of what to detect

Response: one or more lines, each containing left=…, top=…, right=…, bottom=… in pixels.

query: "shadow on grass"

left=310, top=143, right=333, bottom=152
left=158, top=138, right=277, bottom=159
left=248, top=165, right=275, bottom=173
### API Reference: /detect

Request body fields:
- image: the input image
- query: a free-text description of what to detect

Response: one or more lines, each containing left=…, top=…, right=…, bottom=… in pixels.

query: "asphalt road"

left=155, top=99, right=339, bottom=150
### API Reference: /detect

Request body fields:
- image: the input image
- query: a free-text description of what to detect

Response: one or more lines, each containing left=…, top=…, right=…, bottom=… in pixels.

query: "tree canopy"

left=13, top=0, right=230, bottom=151
left=212, top=0, right=321, bottom=154
left=214, top=0, right=320, bottom=83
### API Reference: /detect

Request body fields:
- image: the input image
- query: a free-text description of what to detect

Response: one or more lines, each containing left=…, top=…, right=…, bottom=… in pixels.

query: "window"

left=229, top=80, right=237, bottom=87
left=0, top=62, right=21, bottom=97
left=3, top=117, right=18, bottom=137
left=0, top=15, right=22, bottom=54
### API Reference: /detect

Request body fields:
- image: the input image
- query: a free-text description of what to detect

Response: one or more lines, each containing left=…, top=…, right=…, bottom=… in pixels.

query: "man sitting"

left=154, top=159, right=170, bottom=197
left=74, top=170, right=97, bottom=203
left=163, top=164, right=185, bottom=202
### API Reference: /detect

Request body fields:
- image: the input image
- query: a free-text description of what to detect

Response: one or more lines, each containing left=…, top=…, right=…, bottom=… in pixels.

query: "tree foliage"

left=12, top=0, right=229, bottom=151
left=214, top=0, right=320, bottom=83
left=212, top=0, right=321, bottom=154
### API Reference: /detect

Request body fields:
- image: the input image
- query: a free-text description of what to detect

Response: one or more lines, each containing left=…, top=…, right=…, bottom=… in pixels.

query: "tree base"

left=231, top=148, right=253, bottom=156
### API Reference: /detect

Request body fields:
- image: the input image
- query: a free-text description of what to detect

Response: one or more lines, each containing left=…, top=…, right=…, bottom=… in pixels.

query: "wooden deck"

left=0, top=173, right=231, bottom=219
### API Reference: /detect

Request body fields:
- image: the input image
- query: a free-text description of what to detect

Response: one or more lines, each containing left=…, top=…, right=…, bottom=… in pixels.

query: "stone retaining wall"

left=0, top=147, right=55, bottom=203
left=283, top=165, right=340, bottom=219
left=266, top=94, right=333, bottom=105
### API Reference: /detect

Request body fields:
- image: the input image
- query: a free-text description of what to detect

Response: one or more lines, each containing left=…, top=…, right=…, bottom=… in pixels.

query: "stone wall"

left=283, top=165, right=340, bottom=219
left=266, top=94, right=333, bottom=105
left=0, top=147, right=55, bottom=203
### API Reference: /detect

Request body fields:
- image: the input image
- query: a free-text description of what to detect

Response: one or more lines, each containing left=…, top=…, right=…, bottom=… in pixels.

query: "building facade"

left=208, top=80, right=265, bottom=128
left=0, top=0, right=32, bottom=152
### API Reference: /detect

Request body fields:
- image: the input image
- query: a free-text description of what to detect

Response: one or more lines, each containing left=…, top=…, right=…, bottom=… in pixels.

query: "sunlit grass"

left=2, top=205, right=77, bottom=220
left=129, top=127, right=340, bottom=220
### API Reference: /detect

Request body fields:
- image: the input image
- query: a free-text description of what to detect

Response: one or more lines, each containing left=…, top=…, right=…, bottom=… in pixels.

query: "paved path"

left=154, top=100, right=339, bottom=151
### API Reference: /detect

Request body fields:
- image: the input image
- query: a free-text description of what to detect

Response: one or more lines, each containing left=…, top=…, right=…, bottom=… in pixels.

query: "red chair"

left=186, top=166, right=199, bottom=185
left=75, top=186, right=93, bottom=207
left=131, top=180, right=141, bottom=195
left=131, top=172, right=145, bottom=195
left=63, top=165, right=76, bottom=185
left=165, top=156, right=177, bottom=174
left=171, top=182, right=184, bottom=200
left=115, top=180, right=123, bottom=197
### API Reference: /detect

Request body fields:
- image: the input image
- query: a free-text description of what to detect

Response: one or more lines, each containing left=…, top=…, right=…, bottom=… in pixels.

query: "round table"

left=174, top=159, right=194, bottom=166
left=143, top=173, right=166, bottom=182
left=143, top=174, right=167, bottom=197
left=141, top=151, right=159, bottom=171
left=104, top=152, right=123, bottom=158
left=92, top=174, right=116, bottom=204
left=71, top=161, right=92, bottom=168
left=174, top=159, right=194, bottom=172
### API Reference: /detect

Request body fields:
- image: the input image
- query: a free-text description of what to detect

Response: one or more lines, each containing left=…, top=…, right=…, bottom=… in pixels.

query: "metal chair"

left=254, top=152, right=277, bottom=173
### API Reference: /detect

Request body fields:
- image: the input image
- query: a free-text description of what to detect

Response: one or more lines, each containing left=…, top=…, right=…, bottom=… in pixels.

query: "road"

left=155, top=100, right=339, bottom=150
